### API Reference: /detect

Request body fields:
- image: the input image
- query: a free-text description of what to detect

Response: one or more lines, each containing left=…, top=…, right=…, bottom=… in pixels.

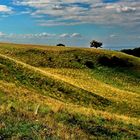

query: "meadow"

left=0, top=43, right=140, bottom=139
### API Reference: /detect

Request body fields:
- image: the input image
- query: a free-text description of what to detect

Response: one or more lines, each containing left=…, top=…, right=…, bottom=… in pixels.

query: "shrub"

left=98, top=56, right=133, bottom=67
left=85, top=61, right=94, bottom=69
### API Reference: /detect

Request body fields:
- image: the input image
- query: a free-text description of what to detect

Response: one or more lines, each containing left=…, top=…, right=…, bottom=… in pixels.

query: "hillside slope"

left=0, top=43, right=140, bottom=139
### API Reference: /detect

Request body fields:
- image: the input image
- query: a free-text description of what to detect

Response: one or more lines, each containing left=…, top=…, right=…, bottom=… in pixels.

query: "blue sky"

left=0, top=0, right=140, bottom=49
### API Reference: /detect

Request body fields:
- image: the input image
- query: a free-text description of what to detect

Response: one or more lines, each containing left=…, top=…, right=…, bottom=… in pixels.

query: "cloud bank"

left=0, top=32, right=82, bottom=39
left=12, top=0, right=140, bottom=27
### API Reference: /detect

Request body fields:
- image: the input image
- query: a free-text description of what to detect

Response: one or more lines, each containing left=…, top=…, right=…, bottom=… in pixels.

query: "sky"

left=0, top=0, right=140, bottom=49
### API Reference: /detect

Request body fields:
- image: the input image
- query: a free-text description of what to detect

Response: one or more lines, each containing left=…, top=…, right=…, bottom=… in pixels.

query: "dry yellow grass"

left=0, top=80, right=139, bottom=127
left=40, top=68, right=140, bottom=113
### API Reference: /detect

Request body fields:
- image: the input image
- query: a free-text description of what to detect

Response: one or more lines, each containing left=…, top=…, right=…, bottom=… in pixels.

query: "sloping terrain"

left=0, top=43, right=140, bottom=139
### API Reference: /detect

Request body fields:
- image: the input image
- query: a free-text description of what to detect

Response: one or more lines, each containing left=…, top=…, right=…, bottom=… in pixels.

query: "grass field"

left=0, top=42, right=140, bottom=139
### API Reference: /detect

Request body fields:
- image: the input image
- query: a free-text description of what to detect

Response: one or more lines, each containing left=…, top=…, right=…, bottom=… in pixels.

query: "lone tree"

left=56, top=43, right=65, bottom=47
left=90, top=40, right=103, bottom=48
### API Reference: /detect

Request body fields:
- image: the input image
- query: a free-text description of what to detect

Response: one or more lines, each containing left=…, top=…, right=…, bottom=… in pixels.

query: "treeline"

left=121, top=47, right=140, bottom=57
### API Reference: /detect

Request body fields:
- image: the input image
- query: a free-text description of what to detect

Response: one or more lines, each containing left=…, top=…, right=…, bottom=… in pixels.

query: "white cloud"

left=0, top=5, right=12, bottom=13
left=59, top=33, right=70, bottom=38
left=116, top=6, right=136, bottom=13
left=110, top=34, right=118, bottom=38
left=71, top=33, right=82, bottom=38
left=52, top=5, right=65, bottom=10
left=0, top=32, right=5, bottom=36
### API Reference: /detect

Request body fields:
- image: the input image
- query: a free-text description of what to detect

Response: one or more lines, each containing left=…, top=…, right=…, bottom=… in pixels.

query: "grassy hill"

left=0, top=43, right=140, bottom=139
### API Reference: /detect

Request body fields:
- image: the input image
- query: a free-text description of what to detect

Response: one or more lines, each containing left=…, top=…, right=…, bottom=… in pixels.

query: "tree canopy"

left=90, top=40, right=103, bottom=48
left=56, top=44, right=65, bottom=47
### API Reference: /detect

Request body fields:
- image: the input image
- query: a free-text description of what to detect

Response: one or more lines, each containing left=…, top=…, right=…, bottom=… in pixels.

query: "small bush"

left=85, top=61, right=94, bottom=69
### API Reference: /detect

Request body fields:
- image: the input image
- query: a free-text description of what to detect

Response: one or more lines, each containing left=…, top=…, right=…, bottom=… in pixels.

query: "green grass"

left=0, top=42, right=140, bottom=139
left=0, top=54, right=111, bottom=109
